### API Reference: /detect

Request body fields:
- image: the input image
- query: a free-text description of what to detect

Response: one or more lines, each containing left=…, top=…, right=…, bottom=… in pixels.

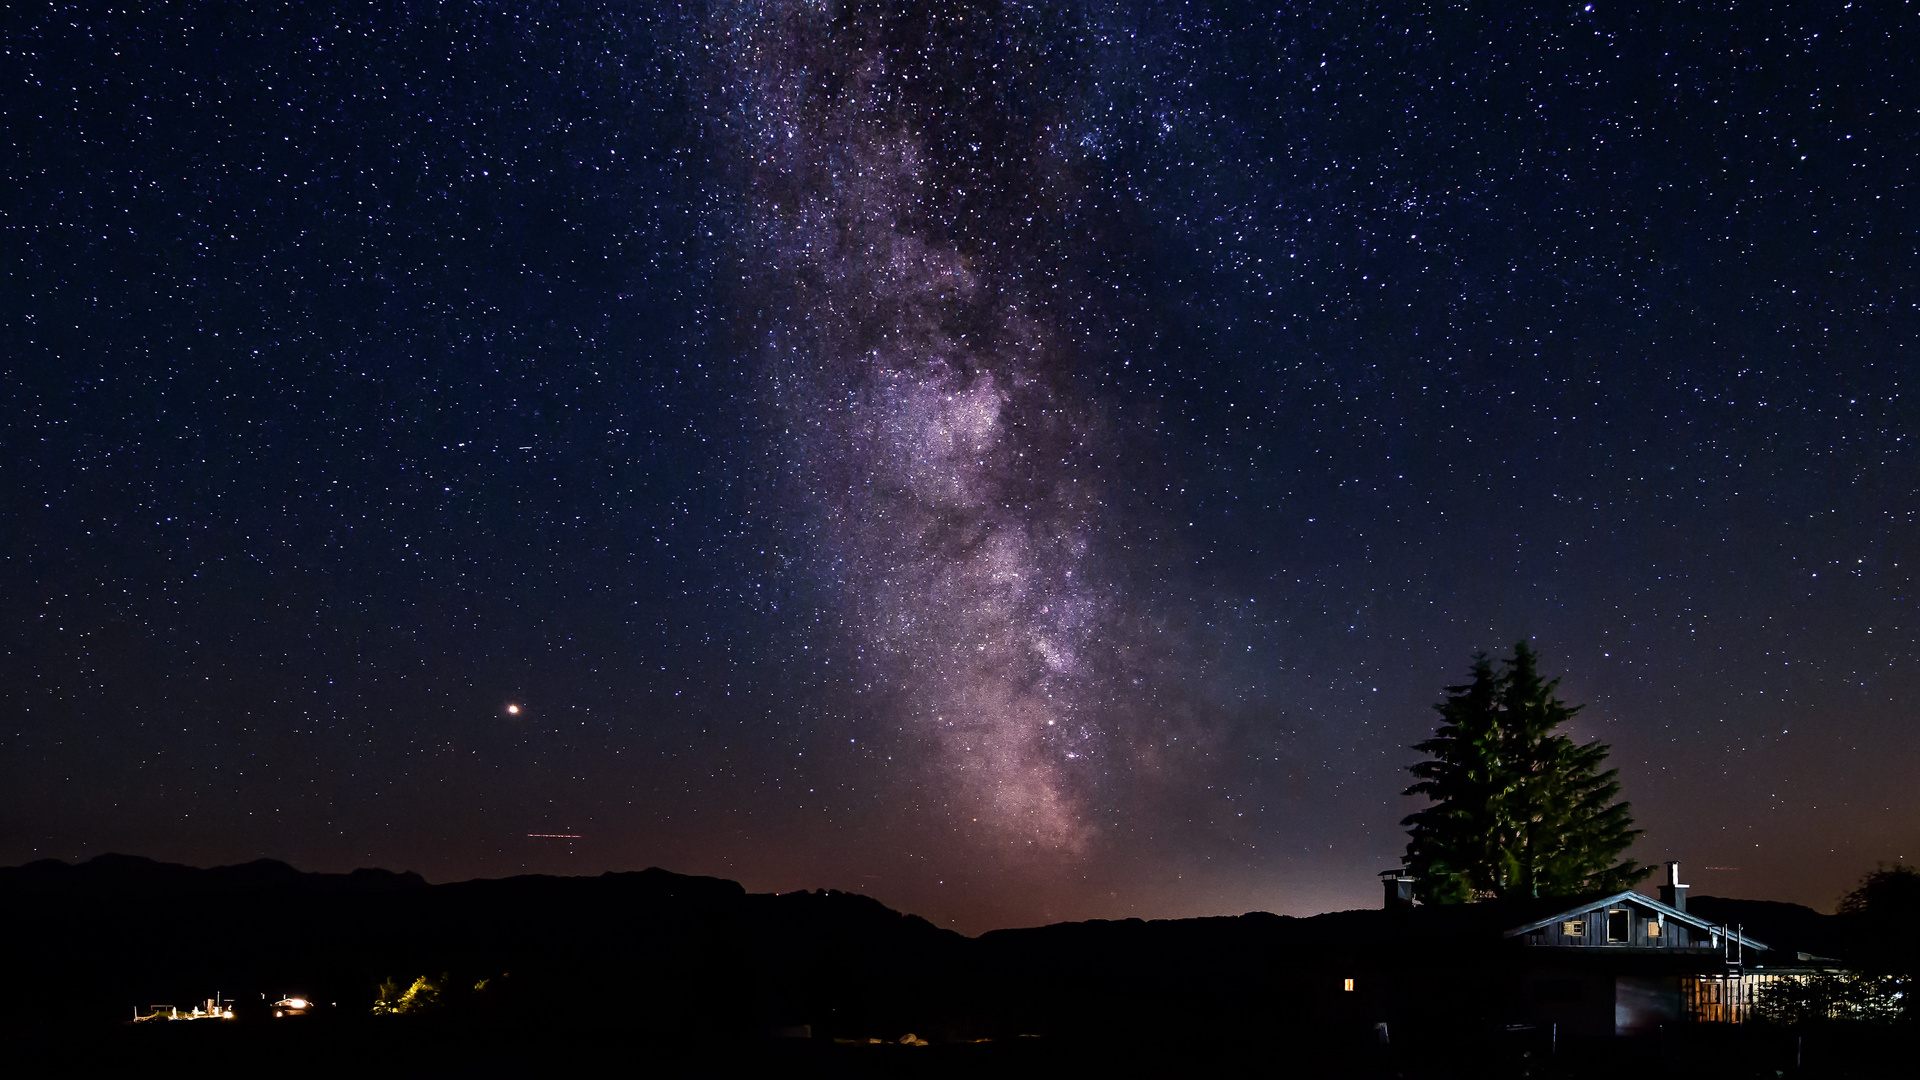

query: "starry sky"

left=4, top=1, right=1915, bottom=933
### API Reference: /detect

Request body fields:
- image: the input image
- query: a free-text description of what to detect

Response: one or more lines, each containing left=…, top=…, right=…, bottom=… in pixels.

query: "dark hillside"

left=1684, top=896, right=1843, bottom=958
left=0, top=854, right=965, bottom=1043
left=2, top=856, right=1906, bottom=1078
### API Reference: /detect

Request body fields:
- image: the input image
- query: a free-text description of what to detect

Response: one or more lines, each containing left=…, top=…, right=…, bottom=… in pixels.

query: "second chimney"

left=1380, top=868, right=1415, bottom=909
left=1657, top=860, right=1688, bottom=913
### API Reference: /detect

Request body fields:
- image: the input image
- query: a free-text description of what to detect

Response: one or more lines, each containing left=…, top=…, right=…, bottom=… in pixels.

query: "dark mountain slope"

left=0, top=855, right=964, bottom=1042
left=1685, top=896, right=1843, bottom=959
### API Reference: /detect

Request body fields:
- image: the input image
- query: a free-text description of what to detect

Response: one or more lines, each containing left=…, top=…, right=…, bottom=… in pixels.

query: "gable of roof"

left=1500, top=890, right=1770, bottom=950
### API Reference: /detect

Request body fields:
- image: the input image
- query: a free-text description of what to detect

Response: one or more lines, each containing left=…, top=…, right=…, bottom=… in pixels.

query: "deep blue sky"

left=4, top=1, right=1915, bottom=932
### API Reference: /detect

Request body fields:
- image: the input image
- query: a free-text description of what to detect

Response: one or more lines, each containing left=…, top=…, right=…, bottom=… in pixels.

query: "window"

left=1608, top=908, right=1631, bottom=943
left=1342, top=978, right=1355, bottom=992
left=1647, top=919, right=1662, bottom=938
left=1561, top=920, right=1586, bottom=938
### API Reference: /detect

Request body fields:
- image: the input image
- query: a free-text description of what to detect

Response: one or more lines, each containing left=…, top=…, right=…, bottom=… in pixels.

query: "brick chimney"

left=1658, top=861, right=1688, bottom=913
left=1380, top=868, right=1415, bottom=909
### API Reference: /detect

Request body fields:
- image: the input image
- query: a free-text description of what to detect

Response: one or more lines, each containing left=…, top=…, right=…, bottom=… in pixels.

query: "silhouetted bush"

left=1755, top=971, right=1903, bottom=1026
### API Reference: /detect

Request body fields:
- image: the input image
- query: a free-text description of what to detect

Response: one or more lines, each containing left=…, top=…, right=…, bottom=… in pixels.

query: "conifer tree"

left=1402, top=643, right=1648, bottom=902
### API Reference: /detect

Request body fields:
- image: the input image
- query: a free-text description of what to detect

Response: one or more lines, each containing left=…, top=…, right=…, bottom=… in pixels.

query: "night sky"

left=5, top=1, right=1916, bottom=933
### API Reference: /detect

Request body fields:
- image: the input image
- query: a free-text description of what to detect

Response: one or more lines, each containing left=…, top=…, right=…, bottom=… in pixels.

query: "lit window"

left=1561, top=920, right=1586, bottom=938
left=1647, top=919, right=1662, bottom=938
left=1343, top=978, right=1355, bottom=992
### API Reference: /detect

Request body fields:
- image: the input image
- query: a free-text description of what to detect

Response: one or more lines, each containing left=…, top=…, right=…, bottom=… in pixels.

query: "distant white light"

left=506, top=704, right=520, bottom=715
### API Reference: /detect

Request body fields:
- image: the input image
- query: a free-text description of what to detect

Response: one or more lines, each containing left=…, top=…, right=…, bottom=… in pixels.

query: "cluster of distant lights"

left=136, top=994, right=315, bottom=1022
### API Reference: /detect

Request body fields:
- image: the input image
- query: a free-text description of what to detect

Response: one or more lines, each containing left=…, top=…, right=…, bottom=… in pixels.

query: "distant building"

left=1347, top=861, right=1839, bottom=1039
left=133, top=994, right=233, bottom=1022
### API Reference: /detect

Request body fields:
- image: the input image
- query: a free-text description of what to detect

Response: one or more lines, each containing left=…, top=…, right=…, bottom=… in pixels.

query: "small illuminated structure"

left=133, top=994, right=234, bottom=1022
left=272, top=995, right=314, bottom=1017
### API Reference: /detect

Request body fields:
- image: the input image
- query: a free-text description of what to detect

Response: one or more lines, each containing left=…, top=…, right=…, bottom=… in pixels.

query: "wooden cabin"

left=1497, top=883, right=1773, bottom=1036
left=1340, top=862, right=1835, bottom=1039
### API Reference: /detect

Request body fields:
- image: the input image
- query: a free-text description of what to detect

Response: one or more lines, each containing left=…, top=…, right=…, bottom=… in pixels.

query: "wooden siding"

left=1680, top=973, right=1799, bottom=1023
left=1518, top=901, right=1706, bottom=949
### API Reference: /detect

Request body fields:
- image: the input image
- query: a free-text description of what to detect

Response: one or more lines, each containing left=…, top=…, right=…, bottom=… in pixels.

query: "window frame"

left=1606, top=907, right=1632, bottom=943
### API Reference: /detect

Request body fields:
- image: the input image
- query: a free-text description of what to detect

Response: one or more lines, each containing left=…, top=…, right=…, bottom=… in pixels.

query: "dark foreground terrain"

left=2, top=855, right=1910, bottom=1077
left=13, top=1015, right=1912, bottom=1079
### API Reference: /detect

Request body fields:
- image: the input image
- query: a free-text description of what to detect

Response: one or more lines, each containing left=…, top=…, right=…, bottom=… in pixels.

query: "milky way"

left=712, top=2, right=1161, bottom=855
left=6, top=1, right=1916, bottom=931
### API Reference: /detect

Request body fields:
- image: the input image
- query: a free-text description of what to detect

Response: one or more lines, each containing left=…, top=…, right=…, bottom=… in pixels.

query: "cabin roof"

left=1499, top=890, right=1769, bottom=950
